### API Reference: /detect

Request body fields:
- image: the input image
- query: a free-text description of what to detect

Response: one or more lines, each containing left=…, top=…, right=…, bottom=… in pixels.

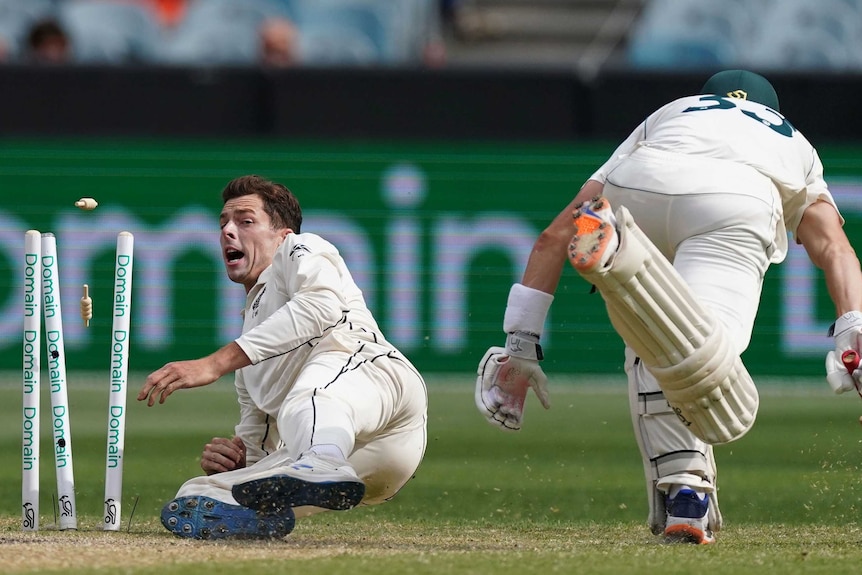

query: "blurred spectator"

left=147, top=0, right=189, bottom=27
left=0, top=37, right=10, bottom=62
left=26, top=18, right=71, bottom=64
left=422, top=36, right=447, bottom=68
left=259, top=16, right=300, bottom=67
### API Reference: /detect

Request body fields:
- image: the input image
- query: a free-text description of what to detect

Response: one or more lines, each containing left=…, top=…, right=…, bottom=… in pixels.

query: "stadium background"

left=2, top=1, right=862, bottom=380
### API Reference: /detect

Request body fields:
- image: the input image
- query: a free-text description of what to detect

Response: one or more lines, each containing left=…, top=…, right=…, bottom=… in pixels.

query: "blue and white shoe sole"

left=161, top=496, right=295, bottom=540
left=232, top=475, right=366, bottom=514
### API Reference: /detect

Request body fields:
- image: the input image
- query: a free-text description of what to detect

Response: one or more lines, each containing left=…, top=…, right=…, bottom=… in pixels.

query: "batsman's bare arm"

left=474, top=180, right=606, bottom=431
left=137, top=341, right=252, bottom=407
left=521, top=179, right=605, bottom=294
left=796, top=200, right=862, bottom=316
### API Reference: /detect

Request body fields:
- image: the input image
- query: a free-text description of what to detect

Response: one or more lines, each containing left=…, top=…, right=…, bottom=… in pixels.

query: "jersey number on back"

left=683, top=95, right=795, bottom=138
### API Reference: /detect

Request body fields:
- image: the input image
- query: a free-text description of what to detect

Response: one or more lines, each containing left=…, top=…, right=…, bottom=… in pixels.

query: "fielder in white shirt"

left=476, top=70, right=862, bottom=544
left=139, top=175, right=428, bottom=540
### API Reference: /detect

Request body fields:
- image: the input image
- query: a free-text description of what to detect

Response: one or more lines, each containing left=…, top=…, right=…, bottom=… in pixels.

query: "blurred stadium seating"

left=286, top=0, right=442, bottom=66
left=743, top=0, right=862, bottom=71
left=291, top=0, right=393, bottom=65
left=627, top=0, right=862, bottom=71
left=58, top=0, right=164, bottom=64
left=626, top=0, right=751, bottom=68
left=0, top=0, right=441, bottom=66
left=0, top=0, right=860, bottom=72
left=158, top=0, right=293, bottom=65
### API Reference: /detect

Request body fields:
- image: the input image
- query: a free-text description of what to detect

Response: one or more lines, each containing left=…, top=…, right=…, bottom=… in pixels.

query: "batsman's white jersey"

left=587, top=94, right=840, bottom=534
left=593, top=94, right=838, bottom=264
left=176, top=232, right=428, bottom=511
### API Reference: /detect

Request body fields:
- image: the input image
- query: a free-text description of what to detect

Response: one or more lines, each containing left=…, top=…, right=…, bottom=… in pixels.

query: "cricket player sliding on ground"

left=476, top=70, right=862, bottom=544
left=138, top=175, right=427, bottom=540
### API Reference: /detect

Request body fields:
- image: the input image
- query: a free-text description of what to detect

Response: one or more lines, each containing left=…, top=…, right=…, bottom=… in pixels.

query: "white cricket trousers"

left=602, top=145, right=780, bottom=484
left=175, top=345, right=428, bottom=517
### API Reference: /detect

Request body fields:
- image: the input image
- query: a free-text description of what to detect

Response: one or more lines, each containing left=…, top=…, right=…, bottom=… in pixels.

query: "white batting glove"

left=826, top=311, right=862, bottom=394
left=475, top=332, right=550, bottom=431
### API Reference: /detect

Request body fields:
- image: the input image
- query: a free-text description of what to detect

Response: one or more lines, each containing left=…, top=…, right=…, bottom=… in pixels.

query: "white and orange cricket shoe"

left=568, top=196, right=619, bottom=273
left=663, top=487, right=716, bottom=545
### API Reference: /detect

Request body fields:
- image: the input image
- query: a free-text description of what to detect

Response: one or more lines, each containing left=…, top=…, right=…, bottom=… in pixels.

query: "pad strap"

left=635, top=391, right=670, bottom=416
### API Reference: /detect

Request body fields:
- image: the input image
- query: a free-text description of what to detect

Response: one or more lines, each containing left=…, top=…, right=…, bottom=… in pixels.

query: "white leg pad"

left=628, top=354, right=722, bottom=534
left=583, top=206, right=759, bottom=444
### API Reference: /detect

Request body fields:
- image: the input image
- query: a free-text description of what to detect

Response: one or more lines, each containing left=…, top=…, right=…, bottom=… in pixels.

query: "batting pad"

left=629, top=381, right=722, bottom=535
left=579, top=206, right=758, bottom=444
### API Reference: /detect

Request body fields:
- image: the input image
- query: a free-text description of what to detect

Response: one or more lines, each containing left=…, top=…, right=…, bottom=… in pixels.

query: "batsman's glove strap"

left=828, top=310, right=862, bottom=337
left=505, top=330, right=543, bottom=361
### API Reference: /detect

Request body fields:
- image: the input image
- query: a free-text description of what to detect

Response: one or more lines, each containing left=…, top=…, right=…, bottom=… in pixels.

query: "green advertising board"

left=2, top=139, right=861, bottom=377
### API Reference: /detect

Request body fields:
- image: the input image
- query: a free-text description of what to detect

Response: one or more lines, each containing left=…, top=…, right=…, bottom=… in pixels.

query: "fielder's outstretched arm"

left=137, top=341, right=252, bottom=406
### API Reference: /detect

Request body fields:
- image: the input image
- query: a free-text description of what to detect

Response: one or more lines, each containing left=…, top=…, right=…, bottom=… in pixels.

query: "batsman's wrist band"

left=503, top=283, right=554, bottom=337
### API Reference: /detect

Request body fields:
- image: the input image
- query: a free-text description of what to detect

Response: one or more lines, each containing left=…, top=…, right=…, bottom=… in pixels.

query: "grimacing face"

left=219, top=194, right=289, bottom=292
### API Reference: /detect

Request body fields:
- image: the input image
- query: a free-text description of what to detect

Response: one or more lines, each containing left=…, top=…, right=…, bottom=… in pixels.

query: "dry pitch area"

left=4, top=517, right=862, bottom=575
left=0, top=519, right=391, bottom=573
left=5, top=516, right=426, bottom=573
left=1, top=517, right=617, bottom=573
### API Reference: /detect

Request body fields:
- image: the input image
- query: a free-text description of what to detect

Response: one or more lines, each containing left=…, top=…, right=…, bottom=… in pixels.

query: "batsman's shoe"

left=161, top=496, right=295, bottom=540
left=663, top=488, right=715, bottom=545
left=232, top=454, right=365, bottom=515
left=568, top=196, right=619, bottom=273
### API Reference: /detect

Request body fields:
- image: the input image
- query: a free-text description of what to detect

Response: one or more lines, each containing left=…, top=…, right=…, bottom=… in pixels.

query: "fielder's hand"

left=475, top=332, right=550, bottom=431
left=201, top=436, right=246, bottom=475
left=137, top=343, right=250, bottom=406
left=137, top=357, right=221, bottom=406
left=826, top=311, right=862, bottom=394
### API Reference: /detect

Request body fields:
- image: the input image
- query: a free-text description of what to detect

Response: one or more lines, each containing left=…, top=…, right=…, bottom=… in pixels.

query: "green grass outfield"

left=1, top=372, right=862, bottom=574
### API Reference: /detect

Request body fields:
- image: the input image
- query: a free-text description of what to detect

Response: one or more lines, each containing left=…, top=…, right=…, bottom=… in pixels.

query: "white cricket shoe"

left=663, top=487, right=716, bottom=545
left=232, top=453, right=365, bottom=515
left=568, top=196, right=619, bottom=273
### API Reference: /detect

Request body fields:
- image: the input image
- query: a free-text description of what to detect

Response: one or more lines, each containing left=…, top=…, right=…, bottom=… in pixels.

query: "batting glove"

left=826, top=311, right=862, bottom=394
left=475, top=331, right=550, bottom=431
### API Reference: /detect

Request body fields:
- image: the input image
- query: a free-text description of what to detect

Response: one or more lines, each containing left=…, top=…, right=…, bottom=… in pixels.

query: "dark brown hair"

left=28, top=19, right=68, bottom=50
left=221, top=175, right=302, bottom=233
